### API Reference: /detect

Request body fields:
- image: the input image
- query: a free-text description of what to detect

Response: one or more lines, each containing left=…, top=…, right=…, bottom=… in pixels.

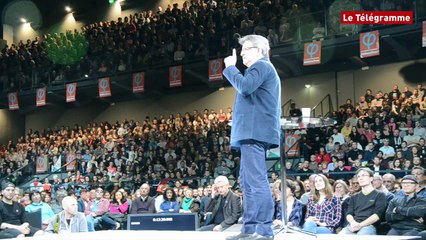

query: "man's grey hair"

left=239, top=34, right=270, bottom=57
left=383, top=173, right=396, bottom=182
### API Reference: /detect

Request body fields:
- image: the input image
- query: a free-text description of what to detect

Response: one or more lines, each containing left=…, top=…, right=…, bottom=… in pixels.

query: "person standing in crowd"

left=45, top=196, right=88, bottom=233
left=223, top=34, right=281, bottom=240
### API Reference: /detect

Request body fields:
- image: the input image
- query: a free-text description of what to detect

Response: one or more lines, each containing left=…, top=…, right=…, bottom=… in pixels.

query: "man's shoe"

left=225, top=233, right=252, bottom=240
left=244, top=233, right=274, bottom=240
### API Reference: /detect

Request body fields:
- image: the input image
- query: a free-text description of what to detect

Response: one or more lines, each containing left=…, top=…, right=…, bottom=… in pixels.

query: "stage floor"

left=18, top=229, right=421, bottom=240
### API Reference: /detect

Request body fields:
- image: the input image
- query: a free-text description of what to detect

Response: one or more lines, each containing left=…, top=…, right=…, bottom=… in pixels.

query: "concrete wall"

left=0, top=109, right=25, bottom=145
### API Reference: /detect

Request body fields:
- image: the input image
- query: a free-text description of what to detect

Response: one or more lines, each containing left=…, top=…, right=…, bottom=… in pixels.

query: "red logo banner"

left=66, top=153, right=77, bottom=171
left=8, top=92, right=19, bottom=110
left=169, top=66, right=182, bottom=88
left=132, top=72, right=145, bottom=93
left=360, top=30, right=380, bottom=58
left=285, top=134, right=299, bottom=157
left=423, top=21, right=426, bottom=47
left=303, top=41, right=321, bottom=66
left=98, top=77, right=111, bottom=97
left=36, top=155, right=48, bottom=173
left=208, top=59, right=223, bottom=81
left=66, top=83, right=77, bottom=102
left=36, top=87, right=46, bottom=107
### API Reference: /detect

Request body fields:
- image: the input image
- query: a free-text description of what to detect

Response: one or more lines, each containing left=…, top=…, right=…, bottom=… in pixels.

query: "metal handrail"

left=311, top=94, right=333, bottom=117
left=281, top=99, right=295, bottom=117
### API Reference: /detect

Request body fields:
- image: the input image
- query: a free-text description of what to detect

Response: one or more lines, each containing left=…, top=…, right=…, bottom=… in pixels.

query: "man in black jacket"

left=385, top=175, right=426, bottom=236
left=198, top=176, right=242, bottom=232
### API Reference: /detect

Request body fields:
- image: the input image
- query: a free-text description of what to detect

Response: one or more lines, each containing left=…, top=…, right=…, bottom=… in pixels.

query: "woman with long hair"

left=101, top=191, right=128, bottom=230
left=303, top=174, right=342, bottom=234
left=159, top=188, right=179, bottom=213
left=294, top=180, right=305, bottom=200
left=272, top=179, right=303, bottom=228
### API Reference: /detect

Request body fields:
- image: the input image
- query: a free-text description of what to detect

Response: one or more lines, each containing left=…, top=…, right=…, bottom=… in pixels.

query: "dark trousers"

left=388, top=228, right=420, bottom=236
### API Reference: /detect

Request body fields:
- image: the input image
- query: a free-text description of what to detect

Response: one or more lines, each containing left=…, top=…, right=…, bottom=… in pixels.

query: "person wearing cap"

left=198, top=176, right=241, bottom=232
left=0, top=182, right=44, bottom=238
left=385, top=175, right=426, bottom=236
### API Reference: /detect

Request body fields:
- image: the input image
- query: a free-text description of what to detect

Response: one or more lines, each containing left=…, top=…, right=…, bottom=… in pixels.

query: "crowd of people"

left=0, top=82, right=423, bottom=238
left=0, top=0, right=419, bottom=92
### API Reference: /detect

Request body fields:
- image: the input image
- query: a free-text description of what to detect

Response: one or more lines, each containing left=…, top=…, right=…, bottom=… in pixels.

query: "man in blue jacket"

left=223, top=34, right=281, bottom=240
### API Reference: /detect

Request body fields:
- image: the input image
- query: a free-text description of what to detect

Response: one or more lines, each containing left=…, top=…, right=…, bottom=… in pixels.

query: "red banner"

left=36, top=155, right=48, bottom=173
left=66, top=83, right=77, bottom=102
left=132, top=72, right=145, bottom=93
left=423, top=21, right=426, bottom=47
left=169, top=66, right=182, bottom=88
left=208, top=59, right=223, bottom=81
left=98, top=77, right=111, bottom=97
left=360, top=30, right=380, bottom=58
left=303, top=41, right=321, bottom=66
left=8, top=92, right=19, bottom=110
left=66, top=153, right=77, bottom=171
left=285, top=134, right=299, bottom=157
left=36, top=87, right=46, bottom=107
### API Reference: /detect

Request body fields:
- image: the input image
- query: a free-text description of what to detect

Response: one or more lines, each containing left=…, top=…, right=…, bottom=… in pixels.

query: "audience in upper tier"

left=0, top=0, right=418, bottom=91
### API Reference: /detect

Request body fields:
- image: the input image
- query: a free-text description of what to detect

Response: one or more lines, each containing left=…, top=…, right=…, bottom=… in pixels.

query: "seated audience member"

left=101, top=190, right=129, bottom=230
left=159, top=188, right=179, bottom=213
left=154, top=184, right=167, bottom=213
left=339, top=168, right=387, bottom=235
left=77, top=189, right=89, bottom=213
left=289, top=103, right=302, bottom=117
left=400, top=167, right=426, bottom=198
left=51, top=189, right=68, bottom=214
left=382, top=173, right=398, bottom=194
left=198, top=176, right=241, bottom=231
left=85, top=187, right=109, bottom=231
left=300, top=174, right=317, bottom=205
left=372, top=175, right=394, bottom=203
left=272, top=179, right=303, bottom=228
left=303, top=174, right=342, bottom=234
left=129, top=183, right=155, bottom=214
left=45, top=196, right=88, bottom=233
left=25, top=191, right=55, bottom=229
left=386, top=175, right=426, bottom=237
left=404, top=127, right=421, bottom=147
left=333, top=180, right=350, bottom=231
left=0, top=182, right=44, bottom=238
left=179, top=188, right=200, bottom=214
